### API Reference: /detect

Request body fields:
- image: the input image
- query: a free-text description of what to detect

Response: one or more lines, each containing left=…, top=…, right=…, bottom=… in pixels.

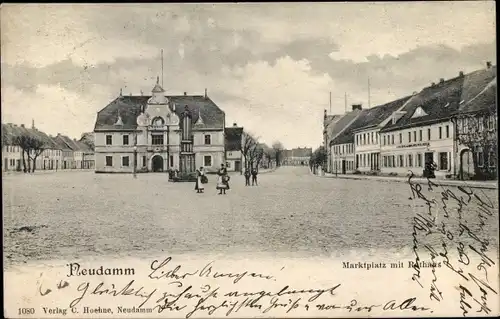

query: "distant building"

left=329, top=105, right=363, bottom=174
left=283, top=147, right=312, bottom=166
left=54, top=134, right=77, bottom=169
left=324, top=63, right=497, bottom=180
left=352, top=96, right=414, bottom=173
left=323, top=111, right=344, bottom=172
left=224, top=123, right=244, bottom=173
left=2, top=122, right=63, bottom=171
left=93, top=77, right=225, bottom=174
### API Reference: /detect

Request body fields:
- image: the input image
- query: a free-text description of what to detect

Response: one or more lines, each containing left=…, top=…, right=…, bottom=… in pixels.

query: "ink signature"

left=407, top=172, right=498, bottom=316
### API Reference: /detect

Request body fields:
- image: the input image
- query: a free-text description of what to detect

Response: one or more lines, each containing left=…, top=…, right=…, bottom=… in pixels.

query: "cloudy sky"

left=1, top=2, right=496, bottom=149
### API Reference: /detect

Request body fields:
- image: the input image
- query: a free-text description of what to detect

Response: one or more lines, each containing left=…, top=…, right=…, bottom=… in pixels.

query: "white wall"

left=380, top=121, right=455, bottom=177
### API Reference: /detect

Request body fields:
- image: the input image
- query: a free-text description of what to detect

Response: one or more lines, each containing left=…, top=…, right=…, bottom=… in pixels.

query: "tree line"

left=241, top=132, right=285, bottom=171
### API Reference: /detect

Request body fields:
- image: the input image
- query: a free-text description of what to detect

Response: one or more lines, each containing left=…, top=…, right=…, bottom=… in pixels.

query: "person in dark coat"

left=195, top=167, right=205, bottom=193
left=251, top=168, right=258, bottom=186
left=244, top=168, right=251, bottom=186
left=216, top=164, right=229, bottom=195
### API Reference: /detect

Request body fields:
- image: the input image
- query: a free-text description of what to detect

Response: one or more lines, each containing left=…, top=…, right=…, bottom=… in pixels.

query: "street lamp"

left=133, top=145, right=137, bottom=178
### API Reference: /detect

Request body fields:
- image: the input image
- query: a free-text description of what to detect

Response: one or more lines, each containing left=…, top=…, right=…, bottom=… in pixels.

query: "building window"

left=122, top=156, right=130, bottom=167
left=383, top=136, right=386, bottom=146
left=419, top=130, right=422, bottom=141
left=142, top=155, right=146, bottom=167
left=413, top=131, right=417, bottom=142
left=477, top=149, right=484, bottom=167
left=105, top=156, right=113, bottom=167
left=106, top=135, right=112, bottom=145
left=445, top=125, right=450, bottom=138
left=356, top=155, right=359, bottom=168
left=383, top=156, right=387, bottom=167
left=204, top=134, right=211, bottom=145
left=204, top=155, right=212, bottom=167
left=439, top=127, right=442, bottom=139
left=123, top=135, right=129, bottom=145
left=375, top=133, right=378, bottom=144
left=439, top=152, right=448, bottom=170
left=489, top=152, right=496, bottom=168
left=408, top=132, right=411, bottom=143
left=169, top=155, right=174, bottom=168
left=391, top=134, right=394, bottom=145
left=371, top=132, right=374, bottom=144
left=408, top=154, right=413, bottom=167
left=151, top=134, right=164, bottom=145
left=417, top=153, right=422, bottom=167
left=428, top=128, right=431, bottom=140
left=399, top=133, right=402, bottom=144
left=399, top=155, right=404, bottom=167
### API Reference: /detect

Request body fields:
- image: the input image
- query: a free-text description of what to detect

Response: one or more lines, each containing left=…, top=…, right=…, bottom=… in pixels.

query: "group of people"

left=244, top=168, right=259, bottom=186
left=194, top=164, right=259, bottom=195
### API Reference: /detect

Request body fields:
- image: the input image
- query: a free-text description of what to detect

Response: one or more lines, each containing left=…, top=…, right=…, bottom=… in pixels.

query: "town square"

left=1, top=2, right=499, bottom=318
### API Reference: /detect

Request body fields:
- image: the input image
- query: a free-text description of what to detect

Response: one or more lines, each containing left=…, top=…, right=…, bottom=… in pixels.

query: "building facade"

left=380, top=121, right=455, bottom=177
left=331, top=142, right=356, bottom=174
left=2, top=123, right=63, bottom=171
left=282, top=147, right=312, bottom=166
left=224, top=124, right=244, bottom=173
left=94, top=78, right=225, bottom=174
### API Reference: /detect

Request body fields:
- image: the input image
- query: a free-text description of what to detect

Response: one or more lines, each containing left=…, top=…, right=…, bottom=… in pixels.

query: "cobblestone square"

left=3, top=167, right=499, bottom=268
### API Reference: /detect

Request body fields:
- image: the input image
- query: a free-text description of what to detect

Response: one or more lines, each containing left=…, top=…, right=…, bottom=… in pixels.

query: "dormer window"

left=152, top=117, right=165, bottom=127
left=411, top=107, right=428, bottom=118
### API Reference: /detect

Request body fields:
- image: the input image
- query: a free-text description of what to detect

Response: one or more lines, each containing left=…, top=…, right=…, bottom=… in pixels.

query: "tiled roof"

left=327, top=111, right=362, bottom=146
left=332, top=96, right=413, bottom=145
left=380, top=75, right=465, bottom=132
left=30, top=129, right=60, bottom=149
left=94, top=95, right=225, bottom=131
left=76, top=140, right=93, bottom=152
left=457, top=78, right=496, bottom=115
left=1, top=123, right=61, bottom=149
left=54, top=135, right=79, bottom=151
left=457, top=67, right=496, bottom=115
left=225, top=126, right=243, bottom=151
left=459, top=66, right=496, bottom=106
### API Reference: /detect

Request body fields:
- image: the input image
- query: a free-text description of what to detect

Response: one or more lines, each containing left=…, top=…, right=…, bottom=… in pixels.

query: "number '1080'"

left=18, top=308, right=35, bottom=315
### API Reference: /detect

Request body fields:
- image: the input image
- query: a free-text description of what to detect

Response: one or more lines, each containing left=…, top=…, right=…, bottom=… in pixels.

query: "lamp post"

left=133, top=145, right=137, bottom=178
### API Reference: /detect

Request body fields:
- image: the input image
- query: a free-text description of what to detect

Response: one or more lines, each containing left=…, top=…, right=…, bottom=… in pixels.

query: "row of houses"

left=1, top=122, right=95, bottom=172
left=281, top=147, right=313, bottom=166
left=323, top=62, right=497, bottom=180
left=93, top=77, right=272, bottom=175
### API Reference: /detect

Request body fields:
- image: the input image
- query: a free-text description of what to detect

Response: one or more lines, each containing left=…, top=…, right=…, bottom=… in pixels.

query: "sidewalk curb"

left=311, top=170, right=498, bottom=190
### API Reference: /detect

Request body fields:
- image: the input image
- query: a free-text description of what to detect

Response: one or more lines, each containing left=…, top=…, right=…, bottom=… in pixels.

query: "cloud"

left=0, top=3, right=496, bottom=148
left=1, top=84, right=110, bottom=139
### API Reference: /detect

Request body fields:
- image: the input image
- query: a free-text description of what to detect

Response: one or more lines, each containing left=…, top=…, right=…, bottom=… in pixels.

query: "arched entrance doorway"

left=460, top=149, right=475, bottom=180
left=152, top=155, right=164, bottom=172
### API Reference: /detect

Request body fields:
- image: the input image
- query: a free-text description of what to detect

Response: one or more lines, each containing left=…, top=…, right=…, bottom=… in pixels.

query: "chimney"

left=204, top=88, right=207, bottom=98
left=184, top=92, right=187, bottom=96
left=32, top=119, right=35, bottom=129
left=20, top=124, right=25, bottom=128
left=431, top=82, right=436, bottom=87
left=324, top=109, right=327, bottom=119
left=459, top=71, right=464, bottom=77
left=486, top=61, right=492, bottom=69
left=439, top=78, right=444, bottom=84
left=351, top=104, right=362, bottom=111
left=57, top=133, right=61, bottom=136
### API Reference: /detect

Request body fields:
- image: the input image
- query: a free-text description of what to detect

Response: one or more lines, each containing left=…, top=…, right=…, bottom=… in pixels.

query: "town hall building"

left=94, top=77, right=225, bottom=174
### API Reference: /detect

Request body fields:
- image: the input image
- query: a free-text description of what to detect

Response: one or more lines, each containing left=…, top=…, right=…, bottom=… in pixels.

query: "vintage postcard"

left=2, top=2, right=498, bottom=318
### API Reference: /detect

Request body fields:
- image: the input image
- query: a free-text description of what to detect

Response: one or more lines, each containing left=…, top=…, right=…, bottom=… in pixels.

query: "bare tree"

left=248, top=144, right=264, bottom=170
left=272, top=141, right=284, bottom=167
left=13, top=133, right=45, bottom=173
left=242, top=132, right=258, bottom=170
